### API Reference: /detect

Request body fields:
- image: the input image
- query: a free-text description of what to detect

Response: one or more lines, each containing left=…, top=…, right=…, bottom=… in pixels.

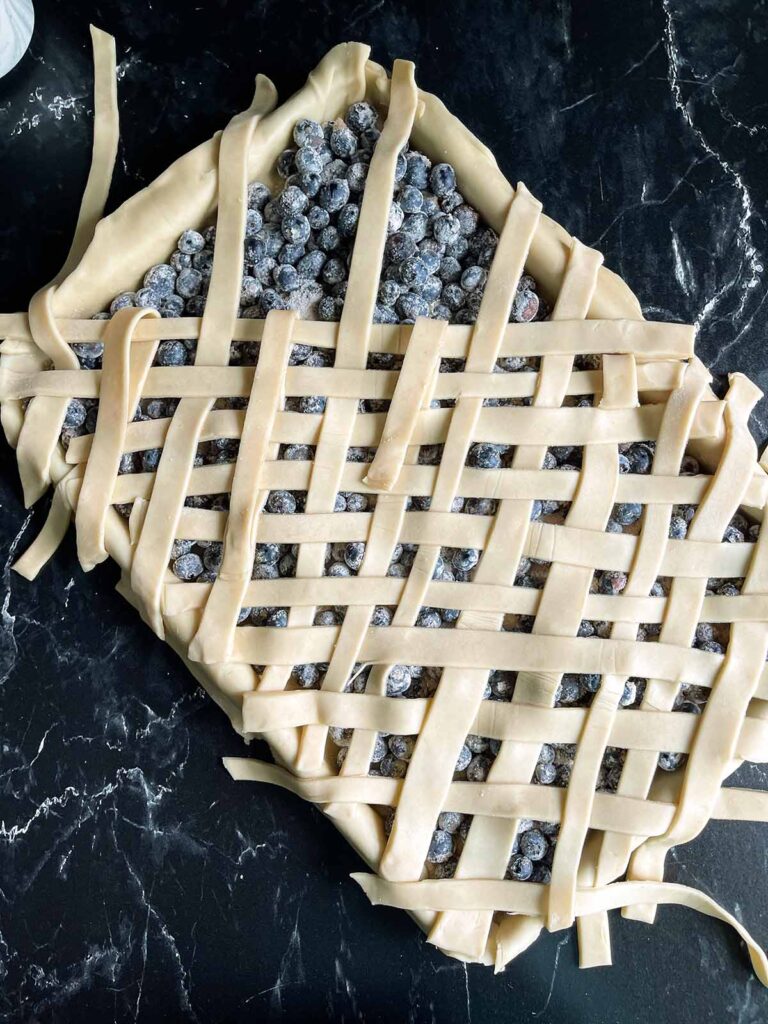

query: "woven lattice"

left=2, top=30, right=768, bottom=981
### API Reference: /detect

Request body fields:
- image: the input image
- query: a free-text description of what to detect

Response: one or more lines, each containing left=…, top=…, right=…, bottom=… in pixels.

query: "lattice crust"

left=2, top=29, right=768, bottom=983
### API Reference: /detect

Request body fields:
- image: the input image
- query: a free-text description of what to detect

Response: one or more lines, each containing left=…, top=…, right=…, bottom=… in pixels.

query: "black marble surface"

left=1, top=1, right=768, bottom=1021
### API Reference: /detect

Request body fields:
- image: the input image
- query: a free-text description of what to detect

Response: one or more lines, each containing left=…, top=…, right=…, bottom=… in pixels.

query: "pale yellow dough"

left=1, top=28, right=767, bottom=985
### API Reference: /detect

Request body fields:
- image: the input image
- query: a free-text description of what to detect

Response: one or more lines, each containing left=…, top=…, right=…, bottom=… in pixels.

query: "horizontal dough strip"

left=226, top=624, right=723, bottom=685
left=108, top=462, right=768, bottom=531
left=0, top=361, right=708, bottom=413
left=0, top=315, right=695, bottom=360
left=348, top=873, right=768, bottom=984
left=239, top=689, right=768, bottom=763
left=64, top=401, right=723, bottom=465
left=223, top=758, right=768, bottom=837
left=164, top=572, right=768, bottom=626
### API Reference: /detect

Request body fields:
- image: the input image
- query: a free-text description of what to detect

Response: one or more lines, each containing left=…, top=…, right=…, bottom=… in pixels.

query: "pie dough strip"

left=223, top=757, right=768, bottom=841
left=15, top=27, right=119, bottom=508
left=556, top=358, right=710, bottom=954
left=595, top=375, right=762, bottom=913
left=3, top=362, right=691, bottom=409
left=188, top=310, right=296, bottom=664
left=380, top=186, right=543, bottom=885
left=430, top=239, right=603, bottom=959
left=0, top=316, right=694, bottom=359
left=364, top=319, right=443, bottom=490
left=75, top=309, right=160, bottom=571
left=65, top=387, right=718, bottom=463
left=165, top=572, right=768, bottom=626
left=573, top=358, right=712, bottom=958
left=285, top=60, right=419, bottom=773
left=349, top=874, right=768, bottom=986
left=627, top=377, right=768, bottom=911
left=239, top=689, right=768, bottom=763
left=129, top=76, right=277, bottom=637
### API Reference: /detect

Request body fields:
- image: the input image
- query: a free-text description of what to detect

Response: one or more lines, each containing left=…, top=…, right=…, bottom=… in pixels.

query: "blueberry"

left=176, top=268, right=203, bottom=298
left=441, top=283, right=466, bottom=311
left=658, top=751, right=685, bottom=772
left=387, top=201, right=405, bottom=234
left=246, top=208, right=263, bottom=236
left=295, top=146, right=323, bottom=176
left=145, top=399, right=166, bottom=419
left=374, top=305, right=398, bottom=324
left=308, top=205, right=331, bottom=231
left=346, top=162, right=369, bottom=193
left=399, top=184, right=423, bottom=213
left=451, top=548, right=479, bottom=573
left=394, top=151, right=407, bottom=181
left=404, top=152, right=430, bottom=189
left=142, top=448, right=161, bottom=472
left=508, top=854, right=534, bottom=881
left=322, top=257, right=347, bottom=286
left=467, top=755, right=491, bottom=782
left=386, top=664, right=411, bottom=696
left=135, top=288, right=162, bottom=313
left=144, top=263, right=176, bottom=298
left=535, top=762, right=557, bottom=785
left=401, top=212, right=428, bottom=241
left=455, top=204, right=479, bottom=236
left=156, top=340, right=187, bottom=366
left=520, top=829, right=547, bottom=861
left=293, top=118, right=324, bottom=148
left=161, top=295, right=185, bottom=318
left=669, top=516, right=687, bottom=539
left=277, top=149, right=295, bottom=178
left=177, top=229, right=206, bottom=255
left=173, top=552, right=203, bottom=580
left=294, top=663, right=320, bottom=689
left=170, top=251, right=192, bottom=272
left=455, top=744, right=472, bottom=771
left=427, top=829, right=454, bottom=864
left=429, top=162, right=456, bottom=197
left=255, top=543, right=280, bottom=565
left=318, top=226, right=341, bottom=252
left=266, top=608, right=288, bottom=628
left=248, top=182, right=272, bottom=209
left=620, top=680, right=637, bottom=707
left=346, top=101, right=377, bottom=132
left=461, top=265, right=486, bottom=291
left=330, top=119, right=357, bottom=159
left=627, top=443, right=653, bottom=474
left=598, top=570, right=627, bottom=595
left=273, top=264, right=299, bottom=291
left=378, top=279, right=401, bottom=306
left=266, top=490, right=296, bottom=514
left=613, top=502, right=643, bottom=526
left=371, top=606, right=392, bottom=627
left=468, top=443, right=501, bottom=469
left=380, top=754, right=408, bottom=778
left=64, top=399, right=87, bottom=428
left=185, top=296, right=207, bottom=316
left=277, top=185, right=308, bottom=217
left=318, top=296, right=340, bottom=321
left=240, top=276, right=262, bottom=306
left=297, top=172, right=321, bottom=198
left=388, top=734, right=416, bottom=761
left=395, top=292, right=429, bottom=320
left=193, top=249, right=215, bottom=276
left=260, top=288, right=289, bottom=313
left=432, top=213, right=460, bottom=245
left=438, top=256, right=462, bottom=283
left=385, top=231, right=416, bottom=263
left=260, top=225, right=284, bottom=257
left=301, top=395, right=328, bottom=415
left=318, top=178, right=350, bottom=212
left=337, top=203, right=360, bottom=237
left=253, top=257, right=277, bottom=285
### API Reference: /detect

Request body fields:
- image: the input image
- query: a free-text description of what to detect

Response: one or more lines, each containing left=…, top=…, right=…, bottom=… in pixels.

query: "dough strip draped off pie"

left=2, top=28, right=768, bottom=985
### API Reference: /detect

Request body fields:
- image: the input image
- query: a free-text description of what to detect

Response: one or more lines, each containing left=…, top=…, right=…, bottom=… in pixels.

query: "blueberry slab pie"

left=2, top=26, right=768, bottom=983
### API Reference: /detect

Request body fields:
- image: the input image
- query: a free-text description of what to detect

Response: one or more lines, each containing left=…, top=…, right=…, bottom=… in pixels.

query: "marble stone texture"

left=1, top=0, right=767, bottom=1021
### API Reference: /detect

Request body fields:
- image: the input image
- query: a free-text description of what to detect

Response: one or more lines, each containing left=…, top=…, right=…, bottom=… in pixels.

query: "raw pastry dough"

left=1, top=27, right=767, bottom=985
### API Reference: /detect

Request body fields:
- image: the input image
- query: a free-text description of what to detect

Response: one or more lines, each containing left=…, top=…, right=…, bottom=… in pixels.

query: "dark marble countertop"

left=1, top=1, right=768, bottom=1021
